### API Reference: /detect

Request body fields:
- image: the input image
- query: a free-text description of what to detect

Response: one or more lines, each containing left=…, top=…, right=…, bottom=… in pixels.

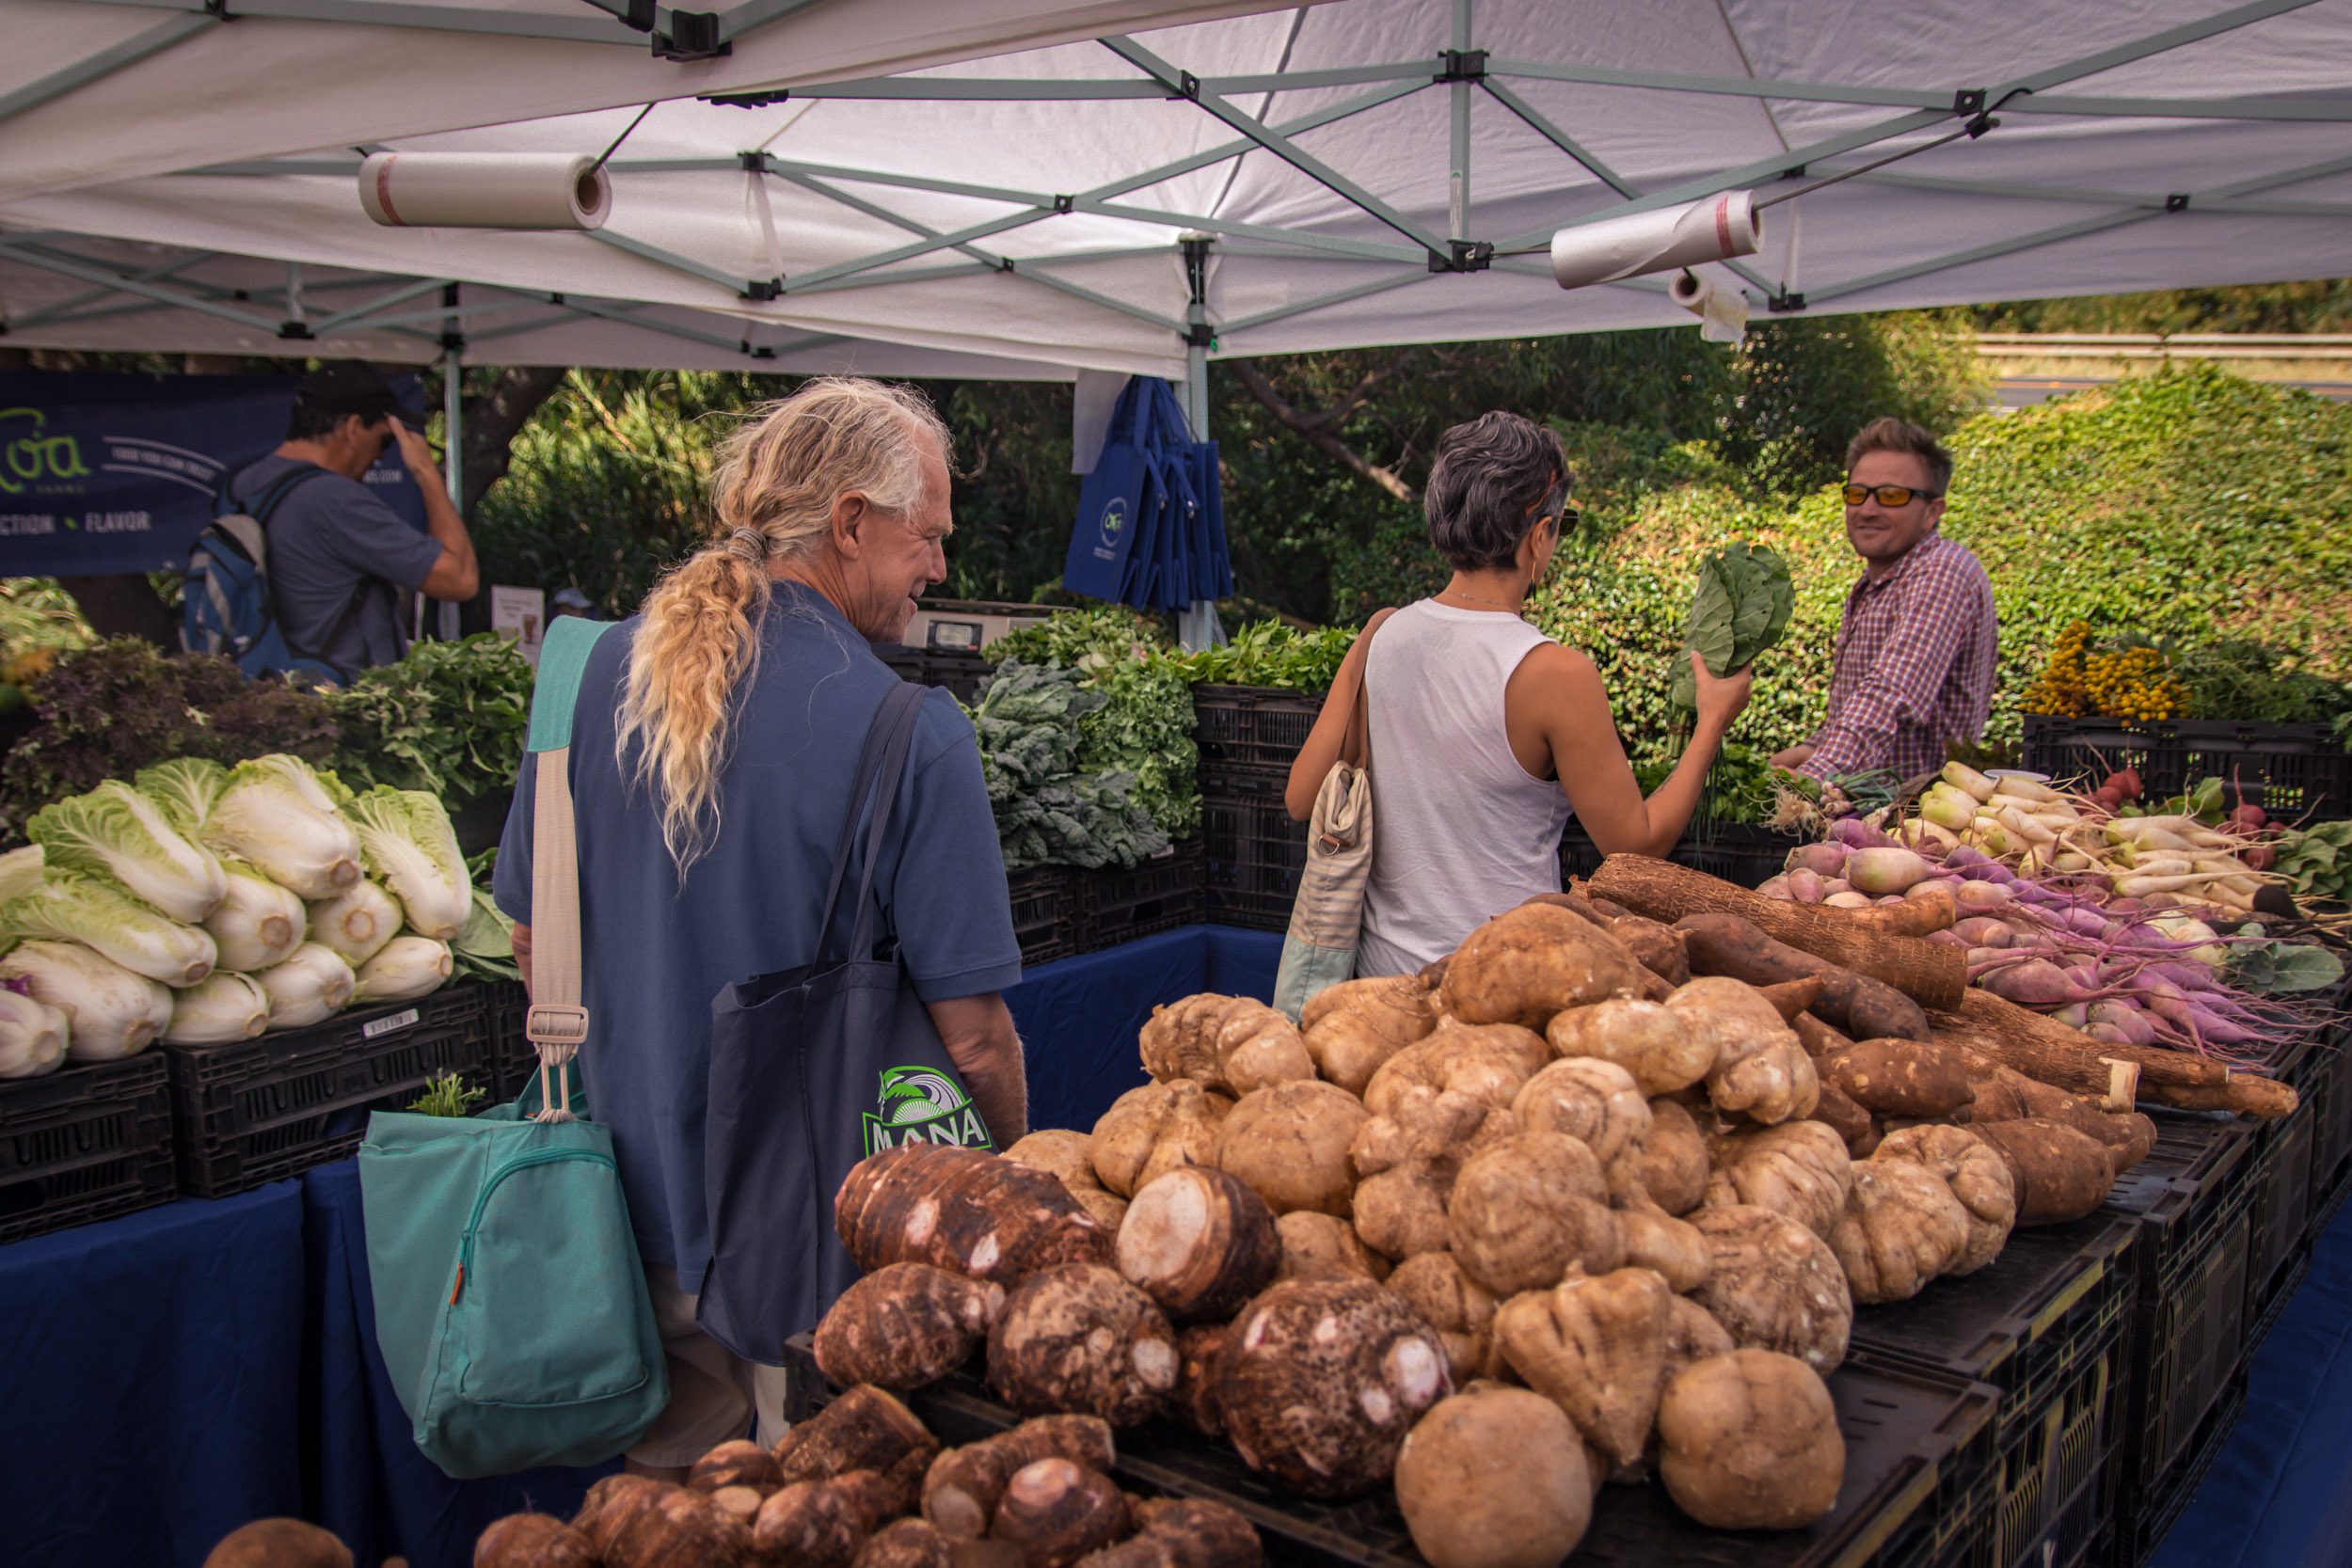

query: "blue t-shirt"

left=232, top=454, right=441, bottom=675
left=493, top=584, right=1022, bottom=1292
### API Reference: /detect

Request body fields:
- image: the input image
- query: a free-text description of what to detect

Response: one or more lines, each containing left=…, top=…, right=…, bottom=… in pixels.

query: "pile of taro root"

left=802, top=869, right=2169, bottom=1568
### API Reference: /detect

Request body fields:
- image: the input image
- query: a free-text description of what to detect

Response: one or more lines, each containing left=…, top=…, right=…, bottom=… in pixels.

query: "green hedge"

left=1525, top=367, right=2352, bottom=765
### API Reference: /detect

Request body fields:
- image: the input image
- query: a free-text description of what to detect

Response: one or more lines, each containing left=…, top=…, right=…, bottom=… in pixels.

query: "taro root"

left=1440, top=903, right=1651, bottom=1029
left=753, top=1471, right=898, bottom=1568
left=1383, top=1251, right=1501, bottom=1385
left=1216, top=1276, right=1452, bottom=1498
left=1546, top=998, right=1712, bottom=1095
left=475, top=1513, right=596, bottom=1568
left=1302, top=971, right=1440, bottom=1093
left=1871, top=1123, right=2015, bottom=1273
left=594, top=1481, right=755, bottom=1568
left=989, top=1459, right=1131, bottom=1568
left=1114, top=1165, right=1281, bottom=1322
left=1393, top=1388, right=1593, bottom=1568
left=923, top=1417, right=1118, bottom=1539
left=1215, top=1080, right=1367, bottom=1217
left=987, top=1265, right=1178, bottom=1426
left=1446, top=1131, right=1623, bottom=1296
left=774, top=1385, right=941, bottom=1486
left=836, top=1146, right=1113, bottom=1286
left=1139, top=994, right=1314, bottom=1097
left=1657, top=1350, right=1844, bottom=1530
left=204, top=1520, right=355, bottom=1568
left=1072, top=1498, right=1263, bottom=1568
left=816, top=1262, right=1005, bottom=1388
left=852, top=1518, right=954, bottom=1568
left=689, top=1439, right=783, bottom=1496
left=1007, top=1130, right=1131, bottom=1232
left=1089, top=1080, right=1232, bottom=1199
left=1702, top=1120, right=1853, bottom=1241
left=1637, top=1097, right=1709, bottom=1215
left=1688, top=1205, right=1851, bottom=1375
left=1493, top=1266, right=1673, bottom=1466
left=1274, top=1211, right=1389, bottom=1281
left=1172, top=1323, right=1231, bottom=1436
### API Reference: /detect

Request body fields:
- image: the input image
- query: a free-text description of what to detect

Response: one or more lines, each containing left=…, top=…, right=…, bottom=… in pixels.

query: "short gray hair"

left=1423, top=412, right=1568, bottom=571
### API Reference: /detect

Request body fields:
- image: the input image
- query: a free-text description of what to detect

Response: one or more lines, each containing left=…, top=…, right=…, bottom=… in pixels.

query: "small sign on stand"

left=489, top=585, right=547, bottom=666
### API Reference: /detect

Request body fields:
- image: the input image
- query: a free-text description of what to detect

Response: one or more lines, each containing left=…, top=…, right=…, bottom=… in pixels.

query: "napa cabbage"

left=203, top=755, right=363, bottom=900
left=166, top=972, right=270, bottom=1045
left=0, top=987, right=69, bottom=1078
left=0, top=873, right=216, bottom=986
left=204, top=860, right=307, bottom=973
left=353, top=935, right=453, bottom=1004
left=135, top=757, right=229, bottom=837
left=256, top=942, right=355, bottom=1030
left=343, top=788, right=472, bottom=941
left=308, top=879, right=401, bottom=967
left=0, top=940, right=173, bottom=1060
left=29, top=781, right=228, bottom=924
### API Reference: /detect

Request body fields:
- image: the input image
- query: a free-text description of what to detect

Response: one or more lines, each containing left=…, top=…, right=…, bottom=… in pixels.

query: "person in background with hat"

left=225, top=361, right=480, bottom=680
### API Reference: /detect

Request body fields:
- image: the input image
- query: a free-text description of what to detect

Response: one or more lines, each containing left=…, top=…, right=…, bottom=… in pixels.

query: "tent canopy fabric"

left=4, top=0, right=2349, bottom=381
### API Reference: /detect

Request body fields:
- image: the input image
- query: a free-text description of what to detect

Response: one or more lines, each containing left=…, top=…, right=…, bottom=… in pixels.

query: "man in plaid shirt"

left=1772, top=418, right=1997, bottom=786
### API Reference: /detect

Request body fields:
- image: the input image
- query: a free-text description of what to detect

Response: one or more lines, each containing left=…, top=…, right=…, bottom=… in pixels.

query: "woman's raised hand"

left=1689, top=649, right=1754, bottom=730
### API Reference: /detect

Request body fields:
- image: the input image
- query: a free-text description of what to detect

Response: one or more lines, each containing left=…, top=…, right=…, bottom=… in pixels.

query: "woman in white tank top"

left=1284, top=413, right=1754, bottom=977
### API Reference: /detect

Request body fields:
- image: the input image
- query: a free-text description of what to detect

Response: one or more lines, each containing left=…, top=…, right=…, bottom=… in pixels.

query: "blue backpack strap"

left=528, top=616, right=617, bottom=754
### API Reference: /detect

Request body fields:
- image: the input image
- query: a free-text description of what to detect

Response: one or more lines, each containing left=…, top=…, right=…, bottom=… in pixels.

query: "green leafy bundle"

left=1164, top=620, right=1354, bottom=692
left=2173, top=639, right=2352, bottom=731
left=2277, top=820, right=2352, bottom=908
left=970, top=660, right=1170, bottom=870
left=1076, top=658, right=1200, bottom=840
left=327, top=634, right=533, bottom=808
left=987, top=608, right=1169, bottom=671
left=1671, top=543, right=1794, bottom=711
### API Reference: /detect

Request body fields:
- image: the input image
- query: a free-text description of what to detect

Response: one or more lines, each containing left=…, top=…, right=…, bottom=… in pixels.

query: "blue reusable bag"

left=358, top=616, right=668, bottom=1479
left=1062, top=377, right=1157, bottom=602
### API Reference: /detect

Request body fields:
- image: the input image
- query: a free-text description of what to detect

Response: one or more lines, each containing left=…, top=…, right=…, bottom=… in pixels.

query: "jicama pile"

left=0, top=752, right=514, bottom=1076
left=1754, top=761, right=2344, bottom=1068
left=796, top=883, right=2154, bottom=1568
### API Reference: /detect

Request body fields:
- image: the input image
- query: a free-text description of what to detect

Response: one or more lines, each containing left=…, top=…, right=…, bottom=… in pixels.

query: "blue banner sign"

left=0, top=371, right=423, bottom=578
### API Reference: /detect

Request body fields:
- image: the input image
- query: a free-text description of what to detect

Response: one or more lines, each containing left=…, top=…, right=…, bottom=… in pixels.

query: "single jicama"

left=203, top=755, right=362, bottom=899
left=307, top=879, right=402, bottom=967
left=342, top=788, right=471, bottom=941
left=28, top=781, right=229, bottom=924
left=352, top=936, right=453, bottom=1004
left=135, top=757, right=230, bottom=837
left=0, top=940, right=173, bottom=1060
left=0, top=873, right=216, bottom=986
left=255, top=942, right=356, bottom=1030
left=0, top=987, right=69, bottom=1078
left=166, top=972, right=270, bottom=1045
left=204, top=860, right=307, bottom=973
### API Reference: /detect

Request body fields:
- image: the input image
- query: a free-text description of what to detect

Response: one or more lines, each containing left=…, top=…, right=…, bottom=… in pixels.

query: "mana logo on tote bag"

left=861, top=1065, right=995, bottom=1155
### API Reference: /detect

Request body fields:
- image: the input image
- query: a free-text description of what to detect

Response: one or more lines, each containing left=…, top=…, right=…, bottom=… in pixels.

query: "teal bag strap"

left=521, top=617, right=615, bottom=1120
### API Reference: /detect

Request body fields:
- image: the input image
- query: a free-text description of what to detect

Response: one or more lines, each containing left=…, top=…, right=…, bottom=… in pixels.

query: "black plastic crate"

left=1850, top=1214, right=2136, bottom=1568
left=2312, top=994, right=2352, bottom=1207
left=0, top=1053, right=176, bottom=1243
left=1688, top=823, right=1804, bottom=890
left=1074, top=839, right=1203, bottom=952
left=1200, top=768, right=1302, bottom=933
left=2246, top=1037, right=2318, bottom=1337
left=1007, top=865, right=1076, bottom=967
left=1192, top=684, right=1324, bottom=772
left=164, top=985, right=498, bottom=1197
left=483, top=978, right=534, bottom=1102
left=784, top=1336, right=1997, bottom=1568
left=2107, top=1373, right=2247, bottom=1568
left=2098, top=1111, right=2258, bottom=1541
left=923, top=651, right=994, bottom=705
left=2020, top=715, right=2350, bottom=819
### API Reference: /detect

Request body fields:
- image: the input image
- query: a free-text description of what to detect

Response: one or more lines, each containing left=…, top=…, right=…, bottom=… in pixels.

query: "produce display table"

left=0, top=925, right=2344, bottom=1568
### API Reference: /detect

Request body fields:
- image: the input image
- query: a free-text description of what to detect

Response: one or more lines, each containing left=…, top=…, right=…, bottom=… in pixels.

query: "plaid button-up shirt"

left=1800, top=531, right=1998, bottom=785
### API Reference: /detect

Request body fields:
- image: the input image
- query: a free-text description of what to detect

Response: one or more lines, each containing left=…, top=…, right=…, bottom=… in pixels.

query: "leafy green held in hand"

left=1671, top=543, right=1794, bottom=711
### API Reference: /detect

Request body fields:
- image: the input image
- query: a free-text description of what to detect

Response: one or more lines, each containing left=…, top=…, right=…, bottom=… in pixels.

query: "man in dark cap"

left=224, top=361, right=479, bottom=678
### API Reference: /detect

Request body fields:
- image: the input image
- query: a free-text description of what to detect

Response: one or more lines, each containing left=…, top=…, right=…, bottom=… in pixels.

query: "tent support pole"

left=1449, top=0, right=1472, bottom=242
left=437, top=287, right=464, bottom=641
left=1177, top=236, right=1224, bottom=653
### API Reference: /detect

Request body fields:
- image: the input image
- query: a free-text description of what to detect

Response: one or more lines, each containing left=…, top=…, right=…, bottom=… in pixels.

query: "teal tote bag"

left=358, top=617, right=668, bottom=1479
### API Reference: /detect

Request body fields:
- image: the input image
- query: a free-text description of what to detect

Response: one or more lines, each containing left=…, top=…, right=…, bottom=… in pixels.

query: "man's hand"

left=924, top=993, right=1027, bottom=1146
left=1770, top=743, right=1816, bottom=772
left=388, top=418, right=441, bottom=483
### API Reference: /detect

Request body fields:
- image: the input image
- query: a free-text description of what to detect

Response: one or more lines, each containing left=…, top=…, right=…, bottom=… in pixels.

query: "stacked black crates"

left=2020, top=715, right=2349, bottom=819
left=0, top=1053, right=176, bottom=1243
left=1194, top=686, right=1319, bottom=933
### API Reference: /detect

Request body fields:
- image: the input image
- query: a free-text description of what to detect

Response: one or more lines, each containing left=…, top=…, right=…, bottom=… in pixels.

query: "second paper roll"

left=358, top=152, right=612, bottom=231
left=1550, top=191, right=1760, bottom=290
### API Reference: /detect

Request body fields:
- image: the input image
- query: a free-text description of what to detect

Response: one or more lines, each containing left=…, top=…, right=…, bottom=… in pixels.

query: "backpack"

left=182, top=463, right=365, bottom=684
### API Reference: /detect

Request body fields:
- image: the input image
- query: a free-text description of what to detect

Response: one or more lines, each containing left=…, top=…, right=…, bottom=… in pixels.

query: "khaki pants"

left=628, top=1267, right=793, bottom=1468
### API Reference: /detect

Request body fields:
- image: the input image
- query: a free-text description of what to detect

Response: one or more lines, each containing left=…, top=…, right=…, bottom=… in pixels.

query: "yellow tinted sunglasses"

left=1843, top=483, right=1941, bottom=508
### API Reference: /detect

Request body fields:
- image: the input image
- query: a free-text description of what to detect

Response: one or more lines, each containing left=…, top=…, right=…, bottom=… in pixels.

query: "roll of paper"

left=1669, top=268, right=1751, bottom=343
left=358, top=152, right=612, bottom=230
left=1549, top=191, right=1760, bottom=290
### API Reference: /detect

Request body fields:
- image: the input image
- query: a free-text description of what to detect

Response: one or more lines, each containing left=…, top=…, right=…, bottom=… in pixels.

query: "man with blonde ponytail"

left=494, top=377, right=1025, bottom=1476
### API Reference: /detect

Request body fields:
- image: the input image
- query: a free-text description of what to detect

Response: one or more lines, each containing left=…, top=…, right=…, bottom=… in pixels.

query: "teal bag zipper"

left=450, top=1146, right=618, bottom=1305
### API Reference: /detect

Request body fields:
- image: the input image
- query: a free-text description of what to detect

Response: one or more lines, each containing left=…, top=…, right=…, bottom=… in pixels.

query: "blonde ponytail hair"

left=616, top=377, right=951, bottom=875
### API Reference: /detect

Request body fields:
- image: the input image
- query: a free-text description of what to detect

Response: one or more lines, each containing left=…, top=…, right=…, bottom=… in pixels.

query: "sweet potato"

left=1810, top=1080, right=1881, bottom=1157
left=1818, top=1038, right=1974, bottom=1118
left=1675, top=912, right=1931, bottom=1042
left=1969, top=1118, right=2116, bottom=1225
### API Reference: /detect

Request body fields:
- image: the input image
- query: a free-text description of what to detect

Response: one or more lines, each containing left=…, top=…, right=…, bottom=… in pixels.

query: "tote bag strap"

left=1337, top=610, right=1390, bottom=774
left=815, top=681, right=928, bottom=964
left=522, top=616, right=616, bottom=1124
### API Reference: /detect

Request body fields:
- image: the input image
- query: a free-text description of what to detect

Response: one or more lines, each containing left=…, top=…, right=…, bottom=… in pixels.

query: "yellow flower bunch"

left=2023, top=620, right=2094, bottom=717
left=2025, top=621, right=2186, bottom=722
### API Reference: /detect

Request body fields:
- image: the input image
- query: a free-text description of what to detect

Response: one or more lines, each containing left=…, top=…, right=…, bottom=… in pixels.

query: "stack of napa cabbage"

left=0, top=753, right=498, bottom=1074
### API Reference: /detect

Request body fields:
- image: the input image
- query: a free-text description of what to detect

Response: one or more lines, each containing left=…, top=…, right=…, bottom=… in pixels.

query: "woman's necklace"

left=1438, top=586, right=1525, bottom=612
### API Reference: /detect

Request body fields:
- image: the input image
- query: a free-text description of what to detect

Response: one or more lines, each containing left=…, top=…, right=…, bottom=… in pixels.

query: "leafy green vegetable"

left=2174, top=639, right=2352, bottom=729
left=136, top=758, right=229, bottom=837
left=1164, top=621, right=1354, bottom=692
left=453, top=890, right=520, bottom=985
left=969, top=660, right=1171, bottom=870
left=0, top=872, right=217, bottom=986
left=326, top=634, right=534, bottom=808
left=987, top=608, right=1169, bottom=671
left=28, top=781, right=229, bottom=925
left=2226, top=934, right=2345, bottom=994
left=1671, top=543, right=1794, bottom=710
left=343, top=787, right=473, bottom=941
left=204, top=754, right=364, bottom=900
left=2278, top=819, right=2352, bottom=907
left=1076, top=658, right=1200, bottom=840
left=408, top=1069, right=486, bottom=1117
